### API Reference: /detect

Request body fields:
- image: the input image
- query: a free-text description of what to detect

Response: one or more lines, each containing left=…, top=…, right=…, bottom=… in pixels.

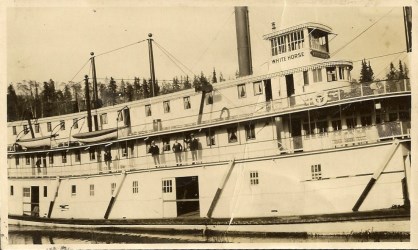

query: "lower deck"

left=8, top=140, right=411, bottom=221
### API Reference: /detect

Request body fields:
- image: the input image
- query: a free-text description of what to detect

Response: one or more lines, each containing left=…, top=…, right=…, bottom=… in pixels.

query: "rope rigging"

left=331, top=8, right=395, bottom=57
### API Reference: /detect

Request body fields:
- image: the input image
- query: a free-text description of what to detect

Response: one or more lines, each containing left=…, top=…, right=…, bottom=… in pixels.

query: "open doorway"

left=175, top=176, right=200, bottom=217
left=285, top=74, right=295, bottom=106
left=30, top=186, right=40, bottom=217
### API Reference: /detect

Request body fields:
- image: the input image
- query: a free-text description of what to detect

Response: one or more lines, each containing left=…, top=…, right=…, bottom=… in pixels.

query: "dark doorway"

left=264, top=79, right=273, bottom=101
left=285, top=74, right=295, bottom=106
left=123, top=108, right=131, bottom=127
left=175, top=176, right=200, bottom=217
left=31, top=186, right=39, bottom=217
left=290, top=118, right=303, bottom=151
left=93, top=115, right=99, bottom=131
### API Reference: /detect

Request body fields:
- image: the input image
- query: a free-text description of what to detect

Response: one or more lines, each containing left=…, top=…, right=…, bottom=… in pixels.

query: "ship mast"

left=84, top=75, right=93, bottom=132
left=148, top=33, right=156, bottom=97
left=90, top=52, right=99, bottom=131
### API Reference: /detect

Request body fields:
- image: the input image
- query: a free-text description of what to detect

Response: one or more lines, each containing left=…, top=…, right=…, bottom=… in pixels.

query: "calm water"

left=7, top=225, right=410, bottom=245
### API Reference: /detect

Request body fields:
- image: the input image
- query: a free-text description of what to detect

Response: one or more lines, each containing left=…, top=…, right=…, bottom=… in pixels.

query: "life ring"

left=313, top=92, right=328, bottom=106
left=220, top=107, right=230, bottom=120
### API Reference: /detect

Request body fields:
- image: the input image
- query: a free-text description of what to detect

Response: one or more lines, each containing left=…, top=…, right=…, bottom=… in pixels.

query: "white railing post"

left=383, top=81, right=387, bottom=93
left=360, top=83, right=363, bottom=97
left=404, top=79, right=407, bottom=91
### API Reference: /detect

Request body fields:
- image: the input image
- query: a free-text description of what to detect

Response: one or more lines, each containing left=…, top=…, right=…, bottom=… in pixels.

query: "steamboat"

left=7, top=7, right=412, bottom=235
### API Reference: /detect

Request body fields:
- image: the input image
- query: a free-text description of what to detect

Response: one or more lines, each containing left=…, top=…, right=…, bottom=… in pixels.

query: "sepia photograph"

left=2, top=0, right=416, bottom=249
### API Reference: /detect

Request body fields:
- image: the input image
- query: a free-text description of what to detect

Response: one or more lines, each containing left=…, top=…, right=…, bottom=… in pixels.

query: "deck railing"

left=8, top=121, right=410, bottom=178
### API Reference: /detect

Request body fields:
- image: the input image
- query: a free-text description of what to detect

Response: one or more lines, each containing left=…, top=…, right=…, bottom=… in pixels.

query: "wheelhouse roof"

left=263, top=22, right=333, bottom=40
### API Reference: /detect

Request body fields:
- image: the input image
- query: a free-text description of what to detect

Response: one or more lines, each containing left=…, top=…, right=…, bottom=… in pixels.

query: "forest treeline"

left=7, top=70, right=225, bottom=122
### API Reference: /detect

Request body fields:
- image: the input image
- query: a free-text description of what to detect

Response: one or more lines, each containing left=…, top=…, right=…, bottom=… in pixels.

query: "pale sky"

left=6, top=1, right=409, bottom=88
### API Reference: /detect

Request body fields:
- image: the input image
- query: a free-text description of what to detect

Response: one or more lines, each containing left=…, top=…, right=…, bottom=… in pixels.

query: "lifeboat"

left=72, top=127, right=118, bottom=143
left=16, top=135, right=54, bottom=149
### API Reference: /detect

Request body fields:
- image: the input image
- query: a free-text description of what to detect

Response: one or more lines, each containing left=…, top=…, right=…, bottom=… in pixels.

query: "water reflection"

left=8, top=225, right=409, bottom=245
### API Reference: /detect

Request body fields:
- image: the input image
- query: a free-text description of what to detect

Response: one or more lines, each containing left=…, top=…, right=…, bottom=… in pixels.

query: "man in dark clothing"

left=148, top=141, right=160, bottom=167
left=172, top=139, right=183, bottom=166
left=190, top=134, right=198, bottom=164
left=104, top=150, right=112, bottom=170
left=36, top=158, right=42, bottom=173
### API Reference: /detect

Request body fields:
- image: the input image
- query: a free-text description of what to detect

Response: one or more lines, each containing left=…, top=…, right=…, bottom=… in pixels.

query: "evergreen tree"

left=119, top=79, right=126, bottom=100
left=398, top=60, right=405, bottom=79
left=212, top=68, right=218, bottom=83
left=219, top=72, right=225, bottom=82
left=142, top=79, right=149, bottom=98
left=133, top=77, right=142, bottom=100
left=172, top=77, right=181, bottom=91
left=359, top=59, right=374, bottom=83
left=386, top=62, right=397, bottom=80
left=108, top=77, right=117, bottom=105
left=7, top=84, right=18, bottom=121
left=126, top=82, right=134, bottom=101
left=161, top=80, right=172, bottom=94
left=183, top=75, right=192, bottom=89
left=404, top=63, right=409, bottom=78
left=192, top=75, right=201, bottom=91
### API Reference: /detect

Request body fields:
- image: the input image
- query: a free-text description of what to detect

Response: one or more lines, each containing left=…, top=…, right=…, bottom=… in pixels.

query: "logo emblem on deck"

left=313, top=92, right=328, bottom=106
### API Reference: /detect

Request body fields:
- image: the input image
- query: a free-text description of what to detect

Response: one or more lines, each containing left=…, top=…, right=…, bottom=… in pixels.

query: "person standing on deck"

left=172, top=139, right=183, bottom=166
left=104, top=149, right=112, bottom=170
left=148, top=141, right=160, bottom=168
left=190, top=134, right=198, bottom=164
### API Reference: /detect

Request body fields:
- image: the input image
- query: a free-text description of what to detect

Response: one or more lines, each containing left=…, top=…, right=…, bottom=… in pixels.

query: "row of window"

left=237, top=82, right=263, bottom=99
left=271, top=30, right=305, bottom=56
left=11, top=186, right=47, bottom=197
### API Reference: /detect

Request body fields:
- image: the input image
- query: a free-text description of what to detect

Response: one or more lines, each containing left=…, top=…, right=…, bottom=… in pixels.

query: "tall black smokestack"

left=235, top=6, right=253, bottom=77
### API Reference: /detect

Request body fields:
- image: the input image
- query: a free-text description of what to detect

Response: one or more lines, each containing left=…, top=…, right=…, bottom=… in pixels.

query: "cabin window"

left=62, top=151, right=67, bottom=163
left=183, top=96, right=191, bottom=109
left=250, top=171, right=259, bottom=185
left=111, top=183, right=116, bottom=195
left=74, top=150, right=81, bottom=162
left=34, top=124, right=40, bottom=133
left=287, top=30, right=304, bottom=51
left=100, top=114, right=108, bottom=125
left=73, top=118, right=79, bottom=129
left=303, top=71, right=309, bottom=86
left=43, top=186, right=47, bottom=197
left=47, top=122, right=52, bottom=132
left=326, top=67, right=337, bottom=82
left=316, top=120, right=328, bottom=134
left=271, top=37, right=278, bottom=56
left=311, top=164, right=322, bottom=180
left=205, top=92, right=213, bottom=105
left=15, top=155, right=19, bottom=166
left=23, top=187, right=30, bottom=197
left=23, top=125, right=28, bottom=134
left=25, top=155, right=30, bottom=165
left=163, top=101, right=170, bottom=113
left=145, top=105, right=152, bottom=117
left=49, top=153, right=54, bottom=164
left=162, top=179, right=172, bottom=193
left=60, top=120, right=65, bottom=130
left=331, top=120, right=341, bottom=131
left=302, top=122, right=316, bottom=135
left=253, top=81, right=263, bottom=95
left=278, top=36, right=286, bottom=54
left=227, top=127, right=238, bottom=143
left=121, top=143, right=128, bottom=157
left=237, top=84, right=246, bottom=98
left=71, top=185, right=76, bottom=196
left=13, top=126, right=17, bottom=135
left=206, top=129, right=216, bottom=146
left=245, top=124, right=256, bottom=140
left=162, top=137, right=170, bottom=151
left=133, top=181, right=139, bottom=194
left=312, top=69, right=322, bottom=82
left=90, top=184, right=94, bottom=196
left=339, top=67, right=345, bottom=80
left=10, top=186, right=14, bottom=196
left=346, top=117, right=357, bottom=129
left=361, top=116, right=372, bottom=126
left=89, top=148, right=96, bottom=161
